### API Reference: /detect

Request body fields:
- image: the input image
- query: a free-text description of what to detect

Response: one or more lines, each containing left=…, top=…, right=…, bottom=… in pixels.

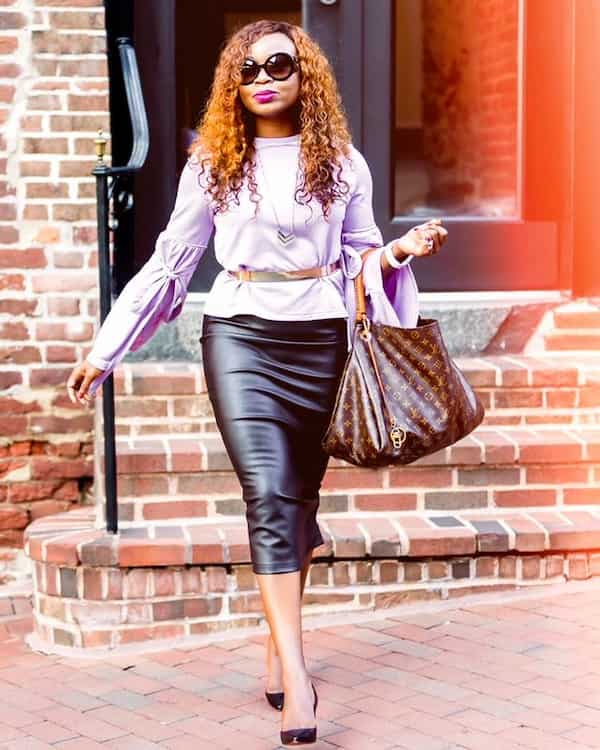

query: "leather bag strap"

left=351, top=245, right=405, bottom=447
left=353, top=246, right=380, bottom=322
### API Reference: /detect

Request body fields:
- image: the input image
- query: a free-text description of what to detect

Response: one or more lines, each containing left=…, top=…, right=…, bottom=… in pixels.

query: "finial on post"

left=94, top=128, right=108, bottom=163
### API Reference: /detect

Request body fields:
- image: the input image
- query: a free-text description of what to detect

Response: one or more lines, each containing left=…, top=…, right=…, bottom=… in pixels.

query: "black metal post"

left=92, top=161, right=119, bottom=534
left=90, top=36, right=149, bottom=534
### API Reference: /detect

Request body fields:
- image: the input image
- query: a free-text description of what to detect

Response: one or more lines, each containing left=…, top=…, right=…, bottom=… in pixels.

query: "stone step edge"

left=108, top=381, right=600, bottom=394
left=108, top=411, right=600, bottom=435
left=104, top=354, right=600, bottom=396
left=23, top=505, right=600, bottom=567
left=99, top=425, right=600, bottom=471
left=108, top=411, right=600, bottom=433
left=546, top=329, right=600, bottom=336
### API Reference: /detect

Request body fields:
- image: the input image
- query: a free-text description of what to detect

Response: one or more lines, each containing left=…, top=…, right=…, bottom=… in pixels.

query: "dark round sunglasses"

left=239, top=52, right=299, bottom=86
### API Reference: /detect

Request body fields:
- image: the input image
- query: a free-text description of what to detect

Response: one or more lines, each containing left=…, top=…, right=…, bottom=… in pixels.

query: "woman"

left=67, top=20, right=446, bottom=745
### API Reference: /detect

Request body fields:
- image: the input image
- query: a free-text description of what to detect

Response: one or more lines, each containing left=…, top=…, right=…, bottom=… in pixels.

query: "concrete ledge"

left=23, top=506, right=600, bottom=567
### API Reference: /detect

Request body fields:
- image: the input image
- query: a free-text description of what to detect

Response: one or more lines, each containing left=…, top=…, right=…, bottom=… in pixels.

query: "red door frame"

left=572, top=0, right=600, bottom=297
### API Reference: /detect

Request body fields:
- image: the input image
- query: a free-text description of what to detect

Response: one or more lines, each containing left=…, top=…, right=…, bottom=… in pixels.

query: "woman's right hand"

left=393, top=218, right=447, bottom=259
left=67, top=360, right=105, bottom=406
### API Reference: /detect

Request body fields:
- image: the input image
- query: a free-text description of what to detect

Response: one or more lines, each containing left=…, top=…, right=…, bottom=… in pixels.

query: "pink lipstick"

left=254, top=92, right=277, bottom=103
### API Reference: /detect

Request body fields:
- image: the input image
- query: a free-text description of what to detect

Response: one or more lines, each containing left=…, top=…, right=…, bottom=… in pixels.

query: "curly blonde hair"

left=187, top=19, right=354, bottom=220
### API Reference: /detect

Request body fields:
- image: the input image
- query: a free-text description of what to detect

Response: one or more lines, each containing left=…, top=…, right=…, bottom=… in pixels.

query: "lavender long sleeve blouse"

left=86, top=133, right=419, bottom=397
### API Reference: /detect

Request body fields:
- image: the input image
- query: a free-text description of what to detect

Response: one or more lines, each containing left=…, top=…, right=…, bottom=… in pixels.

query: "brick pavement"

left=2, top=581, right=600, bottom=748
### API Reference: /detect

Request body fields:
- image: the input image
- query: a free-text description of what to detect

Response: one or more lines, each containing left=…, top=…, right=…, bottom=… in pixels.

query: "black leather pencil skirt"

left=200, top=313, right=348, bottom=575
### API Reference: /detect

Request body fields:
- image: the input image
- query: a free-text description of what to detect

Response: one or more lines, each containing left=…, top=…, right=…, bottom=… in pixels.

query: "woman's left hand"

left=392, top=218, right=448, bottom=260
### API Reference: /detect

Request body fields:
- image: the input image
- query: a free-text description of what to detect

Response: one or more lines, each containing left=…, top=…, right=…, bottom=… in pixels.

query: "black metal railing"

left=92, top=37, right=149, bottom=533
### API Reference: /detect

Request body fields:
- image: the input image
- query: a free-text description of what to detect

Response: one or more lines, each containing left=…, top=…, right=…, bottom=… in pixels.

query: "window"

left=393, top=0, right=520, bottom=218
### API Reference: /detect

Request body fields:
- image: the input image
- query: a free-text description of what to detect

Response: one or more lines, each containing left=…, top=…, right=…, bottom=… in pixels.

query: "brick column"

left=0, top=0, right=110, bottom=581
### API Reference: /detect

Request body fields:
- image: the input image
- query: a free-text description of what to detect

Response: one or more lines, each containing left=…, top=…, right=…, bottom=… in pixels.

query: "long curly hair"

left=187, top=19, right=354, bottom=220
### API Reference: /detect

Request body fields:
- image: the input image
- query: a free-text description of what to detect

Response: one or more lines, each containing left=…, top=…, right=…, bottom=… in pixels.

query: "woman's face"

left=237, top=32, right=301, bottom=123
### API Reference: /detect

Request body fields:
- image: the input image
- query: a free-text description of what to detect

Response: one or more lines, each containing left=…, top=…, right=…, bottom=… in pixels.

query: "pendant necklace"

left=254, top=147, right=300, bottom=247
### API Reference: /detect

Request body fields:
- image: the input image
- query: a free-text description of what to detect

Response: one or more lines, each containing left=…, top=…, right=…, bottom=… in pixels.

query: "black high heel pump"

left=265, top=689, right=284, bottom=710
left=265, top=681, right=318, bottom=712
left=280, top=682, right=318, bottom=745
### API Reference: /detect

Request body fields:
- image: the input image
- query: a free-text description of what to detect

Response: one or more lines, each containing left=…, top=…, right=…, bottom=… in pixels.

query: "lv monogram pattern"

left=321, top=316, right=485, bottom=468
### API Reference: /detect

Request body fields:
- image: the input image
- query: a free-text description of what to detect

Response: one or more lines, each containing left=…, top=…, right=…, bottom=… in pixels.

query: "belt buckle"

left=231, top=268, right=251, bottom=281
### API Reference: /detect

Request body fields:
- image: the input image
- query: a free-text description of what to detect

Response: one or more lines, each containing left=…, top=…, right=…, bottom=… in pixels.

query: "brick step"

left=553, top=308, right=600, bottom=329
left=551, top=300, right=600, bottom=329
left=96, top=426, right=600, bottom=522
left=544, top=330, right=600, bottom=350
left=112, top=409, right=600, bottom=438
left=103, top=355, right=600, bottom=436
left=25, top=506, right=600, bottom=566
left=23, top=505, right=600, bottom=651
left=112, top=407, right=600, bottom=438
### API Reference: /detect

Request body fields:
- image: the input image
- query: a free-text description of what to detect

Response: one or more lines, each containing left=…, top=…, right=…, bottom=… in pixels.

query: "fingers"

left=418, top=218, right=448, bottom=255
left=389, top=219, right=449, bottom=262
left=77, top=372, right=96, bottom=405
left=66, top=367, right=82, bottom=404
left=66, top=366, right=95, bottom=406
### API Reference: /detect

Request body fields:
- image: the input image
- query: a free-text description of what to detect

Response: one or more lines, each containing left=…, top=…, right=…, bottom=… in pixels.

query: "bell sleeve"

left=339, top=145, right=419, bottom=350
left=86, top=156, right=215, bottom=397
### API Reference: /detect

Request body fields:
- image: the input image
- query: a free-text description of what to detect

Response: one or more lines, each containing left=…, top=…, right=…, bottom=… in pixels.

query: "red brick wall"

left=0, top=0, right=110, bottom=581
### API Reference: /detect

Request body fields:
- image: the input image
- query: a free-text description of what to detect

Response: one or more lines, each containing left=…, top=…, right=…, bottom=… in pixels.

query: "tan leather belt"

left=227, top=259, right=341, bottom=282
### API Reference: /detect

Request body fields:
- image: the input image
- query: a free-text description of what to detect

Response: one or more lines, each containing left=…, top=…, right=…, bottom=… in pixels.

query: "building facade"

left=2, top=1, right=600, bottom=648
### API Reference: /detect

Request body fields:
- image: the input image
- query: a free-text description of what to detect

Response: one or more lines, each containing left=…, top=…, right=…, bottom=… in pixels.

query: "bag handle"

left=353, top=246, right=380, bottom=322
left=352, top=245, right=407, bottom=449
